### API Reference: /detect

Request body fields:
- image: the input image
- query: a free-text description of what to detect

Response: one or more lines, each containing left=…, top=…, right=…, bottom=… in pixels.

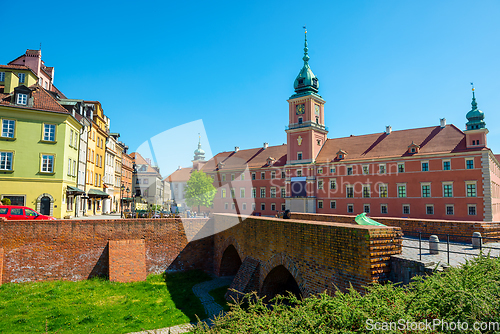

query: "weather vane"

left=303, top=25, right=307, bottom=33
left=471, top=82, right=475, bottom=91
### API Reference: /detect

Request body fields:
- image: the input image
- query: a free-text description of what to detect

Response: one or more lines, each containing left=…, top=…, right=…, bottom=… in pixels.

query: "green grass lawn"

left=208, top=286, right=230, bottom=312
left=0, top=270, right=212, bottom=334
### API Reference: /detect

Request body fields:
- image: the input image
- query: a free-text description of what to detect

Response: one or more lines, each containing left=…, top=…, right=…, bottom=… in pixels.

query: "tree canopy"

left=185, top=170, right=217, bottom=211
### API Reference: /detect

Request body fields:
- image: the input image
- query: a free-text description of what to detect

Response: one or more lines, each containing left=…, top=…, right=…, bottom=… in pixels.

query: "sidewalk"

left=69, top=213, right=122, bottom=220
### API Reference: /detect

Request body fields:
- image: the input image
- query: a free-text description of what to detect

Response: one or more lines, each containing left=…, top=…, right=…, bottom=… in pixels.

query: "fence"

left=403, top=232, right=500, bottom=265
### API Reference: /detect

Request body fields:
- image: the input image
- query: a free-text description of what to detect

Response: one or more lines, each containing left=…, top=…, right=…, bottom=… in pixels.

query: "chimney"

left=263, top=142, right=269, bottom=149
left=235, top=146, right=239, bottom=152
left=385, top=126, right=392, bottom=135
left=177, top=166, right=182, bottom=170
left=440, top=118, right=446, bottom=128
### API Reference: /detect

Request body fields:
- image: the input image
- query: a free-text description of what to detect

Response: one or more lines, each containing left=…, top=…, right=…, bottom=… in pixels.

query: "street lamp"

left=120, top=184, right=125, bottom=218
left=126, top=187, right=130, bottom=214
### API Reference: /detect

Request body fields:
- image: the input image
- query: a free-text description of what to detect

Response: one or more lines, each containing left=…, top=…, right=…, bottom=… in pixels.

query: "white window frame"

left=329, top=178, right=336, bottom=190
left=221, top=189, right=226, bottom=198
left=271, top=171, right=276, bottom=179
left=398, top=163, right=405, bottom=173
left=379, top=164, right=386, bottom=174
left=251, top=203, right=256, bottom=211
left=379, top=183, right=388, bottom=198
left=397, top=183, right=407, bottom=198
left=221, top=174, right=226, bottom=182
left=318, top=180, right=323, bottom=190
left=260, top=187, right=266, bottom=198
left=281, top=187, right=286, bottom=198
left=442, top=159, right=451, bottom=171
left=261, top=203, right=265, bottom=211
left=1, top=119, right=15, bottom=138
left=402, top=204, right=410, bottom=215
left=363, top=204, right=370, bottom=213
left=468, top=204, right=477, bottom=215
left=362, top=184, right=370, bottom=198
left=446, top=204, right=454, bottom=215
left=362, top=165, right=369, bottom=175
left=270, top=187, right=276, bottom=198
left=240, top=188, right=245, bottom=198
left=224, top=203, right=228, bottom=210
left=318, top=200, right=323, bottom=209
left=240, top=173, right=245, bottom=181
left=330, top=167, right=336, bottom=174
left=380, top=204, right=388, bottom=214
left=465, top=181, right=477, bottom=197
left=466, top=158, right=474, bottom=169
left=347, top=204, right=354, bottom=213
left=297, top=152, right=303, bottom=160
left=0, top=72, right=4, bottom=81
left=41, top=154, right=55, bottom=173
left=271, top=203, right=276, bottom=211
left=442, top=182, right=453, bottom=198
left=346, top=185, right=354, bottom=198
left=421, top=182, right=431, bottom=198
left=317, top=168, right=323, bottom=174
left=43, top=123, right=56, bottom=142
left=18, top=72, right=25, bottom=84
left=16, top=93, right=27, bottom=105
left=251, top=187, right=256, bottom=198
left=421, top=160, right=429, bottom=172
left=330, top=200, right=336, bottom=209
left=347, top=166, right=353, bottom=175
left=426, top=204, right=434, bottom=215
left=0, top=151, right=13, bottom=171
left=242, top=203, right=247, bottom=210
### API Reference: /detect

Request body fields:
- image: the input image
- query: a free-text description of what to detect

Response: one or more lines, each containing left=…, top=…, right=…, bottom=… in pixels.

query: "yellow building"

left=0, top=65, right=82, bottom=218
left=83, top=101, right=109, bottom=215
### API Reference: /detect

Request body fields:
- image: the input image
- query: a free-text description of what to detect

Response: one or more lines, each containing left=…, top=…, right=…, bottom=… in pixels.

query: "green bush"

left=194, top=256, right=500, bottom=333
left=1, top=198, right=11, bottom=205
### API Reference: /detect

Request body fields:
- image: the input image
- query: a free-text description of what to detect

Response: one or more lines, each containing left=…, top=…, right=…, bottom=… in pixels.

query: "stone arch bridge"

left=211, top=213, right=402, bottom=300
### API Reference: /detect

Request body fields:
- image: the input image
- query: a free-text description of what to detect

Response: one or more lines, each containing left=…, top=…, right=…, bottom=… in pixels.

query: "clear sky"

left=3, top=0, right=500, bottom=177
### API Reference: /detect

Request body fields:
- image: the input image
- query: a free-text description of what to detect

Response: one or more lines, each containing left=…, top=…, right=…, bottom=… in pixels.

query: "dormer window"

left=0, top=72, right=4, bottom=82
left=408, top=142, right=420, bottom=154
left=336, top=150, right=347, bottom=160
left=18, top=73, right=25, bottom=84
left=298, top=78, right=304, bottom=85
left=16, top=93, right=27, bottom=105
left=312, top=78, right=318, bottom=87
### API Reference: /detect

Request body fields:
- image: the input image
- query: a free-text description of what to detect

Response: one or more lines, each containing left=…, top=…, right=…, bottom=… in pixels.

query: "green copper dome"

left=193, top=136, right=205, bottom=161
left=293, top=31, right=319, bottom=95
left=466, top=91, right=486, bottom=130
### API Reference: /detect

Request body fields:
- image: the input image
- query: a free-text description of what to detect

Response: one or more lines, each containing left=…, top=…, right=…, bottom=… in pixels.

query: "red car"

left=0, top=206, right=56, bottom=220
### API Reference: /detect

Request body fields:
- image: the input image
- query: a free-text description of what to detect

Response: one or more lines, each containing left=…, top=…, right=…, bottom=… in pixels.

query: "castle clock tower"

left=286, top=30, right=328, bottom=165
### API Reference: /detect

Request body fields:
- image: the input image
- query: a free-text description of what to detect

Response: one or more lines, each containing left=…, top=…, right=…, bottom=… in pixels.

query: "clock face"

left=296, top=104, right=305, bottom=115
left=315, top=104, right=320, bottom=116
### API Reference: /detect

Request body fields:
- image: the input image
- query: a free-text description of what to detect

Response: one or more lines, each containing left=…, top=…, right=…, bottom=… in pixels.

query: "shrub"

left=194, top=256, right=500, bottom=333
left=1, top=198, right=11, bottom=205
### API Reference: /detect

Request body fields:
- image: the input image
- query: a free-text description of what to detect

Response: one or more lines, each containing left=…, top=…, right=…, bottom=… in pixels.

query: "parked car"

left=0, top=206, right=56, bottom=220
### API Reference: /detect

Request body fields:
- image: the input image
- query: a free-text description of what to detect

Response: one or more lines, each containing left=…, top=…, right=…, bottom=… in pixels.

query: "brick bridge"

left=211, top=214, right=402, bottom=300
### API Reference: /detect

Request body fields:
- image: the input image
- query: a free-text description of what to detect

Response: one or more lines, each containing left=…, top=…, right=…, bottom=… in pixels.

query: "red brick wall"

left=214, top=213, right=402, bottom=295
left=0, top=247, right=3, bottom=285
left=109, top=239, right=146, bottom=283
left=0, top=218, right=213, bottom=283
left=289, top=212, right=500, bottom=242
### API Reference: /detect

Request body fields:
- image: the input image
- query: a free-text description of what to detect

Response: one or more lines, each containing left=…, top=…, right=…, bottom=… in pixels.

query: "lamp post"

left=120, top=184, right=125, bottom=218
left=126, top=187, right=130, bottom=214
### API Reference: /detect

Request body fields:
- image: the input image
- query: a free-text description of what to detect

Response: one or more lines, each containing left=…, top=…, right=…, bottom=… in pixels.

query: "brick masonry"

left=213, top=213, right=402, bottom=296
left=289, top=212, right=500, bottom=243
left=109, top=239, right=146, bottom=283
left=0, top=218, right=213, bottom=284
left=0, top=247, right=3, bottom=286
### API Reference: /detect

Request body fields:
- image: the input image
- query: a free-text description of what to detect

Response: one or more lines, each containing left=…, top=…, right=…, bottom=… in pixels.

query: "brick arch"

left=215, top=236, right=243, bottom=276
left=259, top=253, right=309, bottom=298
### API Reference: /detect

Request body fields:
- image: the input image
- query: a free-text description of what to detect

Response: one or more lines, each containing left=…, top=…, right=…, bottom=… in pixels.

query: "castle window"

left=317, top=139, right=321, bottom=145
left=426, top=205, right=434, bottom=215
left=318, top=200, right=323, bottom=209
left=298, top=78, right=304, bottom=85
left=421, top=161, right=429, bottom=171
left=364, top=204, right=370, bottom=213
left=403, top=204, right=410, bottom=215
left=466, top=159, right=474, bottom=169
left=446, top=205, right=454, bottom=215
left=443, top=160, right=451, bottom=170
left=466, top=182, right=477, bottom=197
left=330, top=200, right=336, bottom=209
left=468, top=204, right=477, bottom=215
left=347, top=204, right=354, bottom=213
left=298, top=117, right=303, bottom=124
left=381, top=204, right=388, bottom=214
left=297, top=152, right=302, bottom=160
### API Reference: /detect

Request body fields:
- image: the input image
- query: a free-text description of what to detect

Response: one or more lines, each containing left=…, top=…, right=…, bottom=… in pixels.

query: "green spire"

left=193, top=135, right=205, bottom=161
left=466, top=85, right=486, bottom=130
left=291, top=27, right=320, bottom=98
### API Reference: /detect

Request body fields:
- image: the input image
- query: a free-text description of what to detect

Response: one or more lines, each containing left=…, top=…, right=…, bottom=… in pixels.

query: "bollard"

left=429, top=235, right=439, bottom=254
left=472, top=232, right=482, bottom=249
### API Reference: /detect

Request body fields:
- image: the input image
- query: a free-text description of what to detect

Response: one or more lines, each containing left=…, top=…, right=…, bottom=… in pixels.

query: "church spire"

left=292, top=26, right=320, bottom=98
left=466, top=83, right=486, bottom=130
left=193, top=135, right=205, bottom=161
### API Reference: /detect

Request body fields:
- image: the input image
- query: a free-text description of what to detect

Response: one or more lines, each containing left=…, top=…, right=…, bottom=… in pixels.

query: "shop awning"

left=67, top=186, right=85, bottom=194
left=122, top=197, right=134, bottom=201
left=88, top=189, right=110, bottom=198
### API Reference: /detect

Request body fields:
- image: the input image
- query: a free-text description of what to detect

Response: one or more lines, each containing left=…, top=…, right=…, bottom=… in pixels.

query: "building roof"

left=164, top=167, right=193, bottom=182
left=203, top=144, right=288, bottom=172
left=131, top=152, right=161, bottom=176
left=0, top=84, right=69, bottom=113
left=316, top=124, right=476, bottom=163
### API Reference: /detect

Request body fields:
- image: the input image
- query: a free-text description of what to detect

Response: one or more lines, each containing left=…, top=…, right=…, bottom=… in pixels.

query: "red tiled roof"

left=316, top=124, right=472, bottom=163
left=164, top=168, right=193, bottom=182
left=130, top=152, right=161, bottom=175
left=51, top=85, right=67, bottom=99
left=202, top=144, right=288, bottom=172
left=0, top=84, right=68, bottom=113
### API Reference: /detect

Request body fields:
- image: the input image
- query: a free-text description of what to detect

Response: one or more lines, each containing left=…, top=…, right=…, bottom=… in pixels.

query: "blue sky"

left=3, top=0, right=500, bottom=177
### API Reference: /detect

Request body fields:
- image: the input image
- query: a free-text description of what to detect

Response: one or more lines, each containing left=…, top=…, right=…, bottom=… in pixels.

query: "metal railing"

left=285, top=121, right=328, bottom=132
left=403, top=231, right=500, bottom=264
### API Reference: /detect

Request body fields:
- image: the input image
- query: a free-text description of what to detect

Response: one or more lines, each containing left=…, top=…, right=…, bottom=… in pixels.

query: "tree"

left=185, top=170, right=217, bottom=213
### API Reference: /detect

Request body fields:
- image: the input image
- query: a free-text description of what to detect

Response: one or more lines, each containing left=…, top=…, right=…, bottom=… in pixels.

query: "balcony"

left=285, top=121, right=328, bottom=132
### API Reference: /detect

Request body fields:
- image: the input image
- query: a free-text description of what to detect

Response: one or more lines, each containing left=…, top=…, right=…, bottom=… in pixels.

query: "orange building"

left=204, top=32, right=499, bottom=221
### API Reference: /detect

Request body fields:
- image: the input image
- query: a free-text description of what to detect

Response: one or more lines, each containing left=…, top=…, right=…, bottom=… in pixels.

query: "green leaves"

left=185, top=170, right=217, bottom=210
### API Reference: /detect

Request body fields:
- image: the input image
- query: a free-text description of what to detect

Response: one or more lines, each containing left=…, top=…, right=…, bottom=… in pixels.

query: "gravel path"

left=127, top=276, right=233, bottom=334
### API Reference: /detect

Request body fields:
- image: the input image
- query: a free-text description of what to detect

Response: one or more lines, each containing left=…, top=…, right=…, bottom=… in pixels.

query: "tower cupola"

left=293, top=29, right=319, bottom=96
left=466, top=89, right=486, bottom=130
left=193, top=136, right=205, bottom=161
